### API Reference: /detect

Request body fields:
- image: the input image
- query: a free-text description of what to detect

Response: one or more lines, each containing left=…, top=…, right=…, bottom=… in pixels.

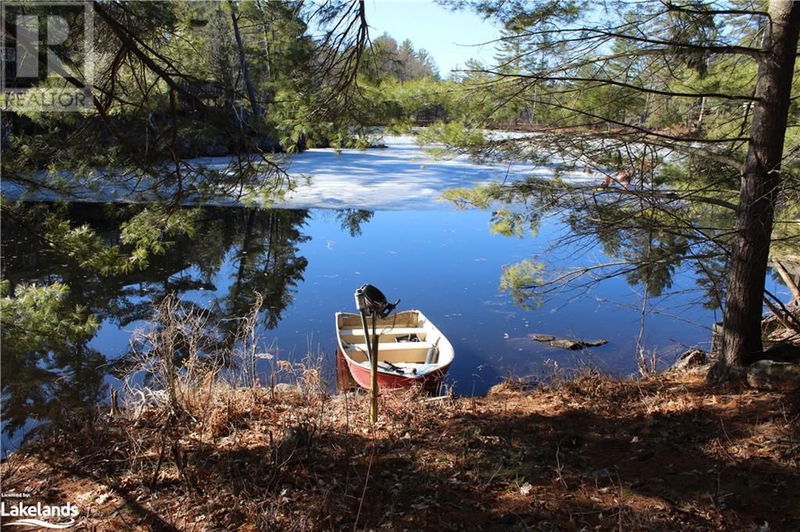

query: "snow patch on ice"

left=274, top=135, right=595, bottom=210
left=1, top=135, right=598, bottom=210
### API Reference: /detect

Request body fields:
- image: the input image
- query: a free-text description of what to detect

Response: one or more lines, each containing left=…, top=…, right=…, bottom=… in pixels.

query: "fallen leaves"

left=1, top=372, right=798, bottom=530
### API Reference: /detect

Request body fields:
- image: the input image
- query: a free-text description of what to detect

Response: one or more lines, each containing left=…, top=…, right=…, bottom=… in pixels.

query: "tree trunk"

left=228, top=0, right=263, bottom=120
left=718, top=0, right=800, bottom=375
left=253, top=0, right=272, bottom=82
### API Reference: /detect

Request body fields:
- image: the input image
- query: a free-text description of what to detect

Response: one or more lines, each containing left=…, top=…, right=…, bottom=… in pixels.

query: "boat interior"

left=337, top=311, right=450, bottom=368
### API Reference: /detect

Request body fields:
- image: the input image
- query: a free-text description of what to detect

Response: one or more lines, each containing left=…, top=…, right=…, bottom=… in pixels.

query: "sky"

left=363, top=0, right=501, bottom=77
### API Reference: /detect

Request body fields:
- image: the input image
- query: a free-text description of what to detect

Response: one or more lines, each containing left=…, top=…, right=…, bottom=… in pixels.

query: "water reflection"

left=447, top=182, right=736, bottom=312
left=2, top=339, right=106, bottom=437
left=3, top=199, right=741, bottom=449
left=1, top=203, right=370, bottom=444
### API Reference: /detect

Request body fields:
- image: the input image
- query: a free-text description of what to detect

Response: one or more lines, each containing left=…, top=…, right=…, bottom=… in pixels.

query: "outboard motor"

left=354, top=284, right=399, bottom=318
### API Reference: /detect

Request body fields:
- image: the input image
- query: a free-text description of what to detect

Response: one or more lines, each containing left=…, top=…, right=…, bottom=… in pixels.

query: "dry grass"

left=2, top=366, right=799, bottom=531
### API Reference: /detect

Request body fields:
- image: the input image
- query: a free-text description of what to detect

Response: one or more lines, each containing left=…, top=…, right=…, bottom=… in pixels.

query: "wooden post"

left=370, top=311, right=380, bottom=422
left=359, top=309, right=379, bottom=422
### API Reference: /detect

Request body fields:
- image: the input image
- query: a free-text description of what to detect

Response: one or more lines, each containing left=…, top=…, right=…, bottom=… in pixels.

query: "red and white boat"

left=335, top=310, right=454, bottom=392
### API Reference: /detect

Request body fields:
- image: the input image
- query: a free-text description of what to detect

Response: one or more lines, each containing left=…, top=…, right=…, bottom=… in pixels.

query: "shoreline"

left=2, top=369, right=798, bottom=530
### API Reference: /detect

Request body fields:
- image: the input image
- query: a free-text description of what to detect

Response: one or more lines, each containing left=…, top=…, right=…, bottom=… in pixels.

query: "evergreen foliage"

left=436, top=0, right=800, bottom=372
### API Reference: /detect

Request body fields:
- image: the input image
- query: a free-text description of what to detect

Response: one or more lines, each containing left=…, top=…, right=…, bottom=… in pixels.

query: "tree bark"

left=228, top=0, right=263, bottom=120
left=718, top=0, right=800, bottom=373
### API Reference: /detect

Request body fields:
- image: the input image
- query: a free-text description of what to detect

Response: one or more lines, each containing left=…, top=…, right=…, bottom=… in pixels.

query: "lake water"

left=1, top=136, right=737, bottom=450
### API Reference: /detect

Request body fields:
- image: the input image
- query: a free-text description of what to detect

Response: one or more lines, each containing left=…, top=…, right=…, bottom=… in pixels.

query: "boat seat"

left=339, top=327, right=427, bottom=337
left=347, top=341, right=434, bottom=352
left=346, top=340, right=436, bottom=364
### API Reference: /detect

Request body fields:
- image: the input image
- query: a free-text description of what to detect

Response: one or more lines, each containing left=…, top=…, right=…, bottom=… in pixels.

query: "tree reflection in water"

left=0, top=203, right=373, bottom=443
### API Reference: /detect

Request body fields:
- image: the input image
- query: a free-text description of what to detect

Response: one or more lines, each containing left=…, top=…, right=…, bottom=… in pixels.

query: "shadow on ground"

left=2, top=374, right=798, bottom=530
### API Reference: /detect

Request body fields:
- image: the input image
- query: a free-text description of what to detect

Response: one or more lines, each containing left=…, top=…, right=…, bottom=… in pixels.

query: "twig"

left=423, top=395, right=452, bottom=403
left=149, top=432, right=167, bottom=488
left=772, top=259, right=800, bottom=304
left=352, top=432, right=376, bottom=531
left=555, top=445, right=568, bottom=489
left=764, top=290, right=800, bottom=333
